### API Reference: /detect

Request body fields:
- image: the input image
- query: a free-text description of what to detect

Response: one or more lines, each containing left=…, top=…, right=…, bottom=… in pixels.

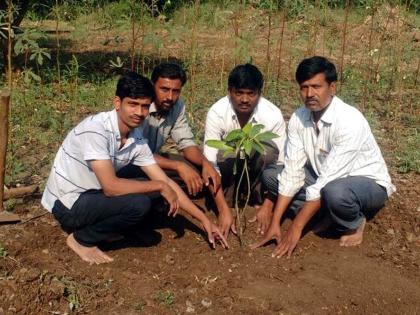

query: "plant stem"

left=7, top=0, right=13, bottom=90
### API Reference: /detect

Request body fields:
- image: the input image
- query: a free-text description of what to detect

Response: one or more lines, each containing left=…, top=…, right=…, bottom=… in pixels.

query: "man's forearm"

left=103, top=178, right=164, bottom=197
left=182, top=146, right=207, bottom=166
left=272, top=194, right=294, bottom=224
left=154, top=153, right=182, bottom=171
left=291, top=199, right=321, bottom=230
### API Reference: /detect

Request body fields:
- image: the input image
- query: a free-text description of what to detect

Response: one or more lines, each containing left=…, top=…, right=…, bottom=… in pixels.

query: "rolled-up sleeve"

left=278, top=113, right=307, bottom=197
left=170, top=102, right=196, bottom=150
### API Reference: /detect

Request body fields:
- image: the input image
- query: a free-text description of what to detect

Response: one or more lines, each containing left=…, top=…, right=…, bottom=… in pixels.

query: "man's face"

left=299, top=72, right=336, bottom=112
left=229, top=88, right=260, bottom=116
left=154, top=77, right=183, bottom=111
left=114, top=96, right=152, bottom=129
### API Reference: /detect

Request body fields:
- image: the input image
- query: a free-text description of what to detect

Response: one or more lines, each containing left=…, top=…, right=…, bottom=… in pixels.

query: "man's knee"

left=322, top=180, right=358, bottom=221
left=124, top=195, right=152, bottom=220
left=261, top=164, right=283, bottom=195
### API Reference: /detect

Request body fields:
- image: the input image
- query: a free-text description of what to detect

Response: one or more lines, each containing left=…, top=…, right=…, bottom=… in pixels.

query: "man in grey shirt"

left=139, top=63, right=222, bottom=201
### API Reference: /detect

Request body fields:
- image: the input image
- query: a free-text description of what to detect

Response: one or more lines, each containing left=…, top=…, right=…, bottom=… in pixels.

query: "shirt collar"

left=304, top=95, right=337, bottom=124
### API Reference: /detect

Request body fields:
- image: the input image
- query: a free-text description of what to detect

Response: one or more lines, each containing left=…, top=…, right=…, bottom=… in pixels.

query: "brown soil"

left=0, top=171, right=419, bottom=314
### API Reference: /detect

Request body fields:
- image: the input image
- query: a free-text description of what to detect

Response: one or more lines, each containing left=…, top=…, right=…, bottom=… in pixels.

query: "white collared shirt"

left=203, top=95, right=286, bottom=168
left=279, top=96, right=396, bottom=201
left=41, top=110, right=156, bottom=212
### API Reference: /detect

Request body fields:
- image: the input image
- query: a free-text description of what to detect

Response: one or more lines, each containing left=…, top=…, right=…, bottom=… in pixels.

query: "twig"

left=19, top=211, right=49, bottom=224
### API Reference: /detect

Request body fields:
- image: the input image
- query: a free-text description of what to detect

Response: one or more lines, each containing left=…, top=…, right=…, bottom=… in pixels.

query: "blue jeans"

left=261, top=164, right=388, bottom=231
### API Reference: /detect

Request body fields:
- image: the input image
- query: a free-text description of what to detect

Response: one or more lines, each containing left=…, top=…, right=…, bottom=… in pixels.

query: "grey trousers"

left=261, top=164, right=388, bottom=231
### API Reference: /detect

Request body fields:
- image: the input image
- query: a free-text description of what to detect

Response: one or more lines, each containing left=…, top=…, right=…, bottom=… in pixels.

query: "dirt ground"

left=0, top=170, right=419, bottom=314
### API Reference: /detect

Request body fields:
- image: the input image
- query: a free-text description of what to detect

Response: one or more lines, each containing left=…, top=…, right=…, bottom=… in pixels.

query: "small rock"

left=201, top=298, right=212, bottom=308
left=42, top=249, right=49, bottom=254
left=187, top=287, right=198, bottom=295
left=186, top=300, right=195, bottom=313
left=406, top=232, right=415, bottom=242
left=164, top=254, right=175, bottom=265
left=386, top=228, right=395, bottom=235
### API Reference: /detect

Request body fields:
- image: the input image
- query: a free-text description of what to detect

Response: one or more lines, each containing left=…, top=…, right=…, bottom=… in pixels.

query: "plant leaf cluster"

left=206, top=122, right=279, bottom=159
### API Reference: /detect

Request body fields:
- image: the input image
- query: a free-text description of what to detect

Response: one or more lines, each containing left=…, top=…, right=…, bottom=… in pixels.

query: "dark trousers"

left=261, top=164, right=388, bottom=231
left=52, top=190, right=152, bottom=247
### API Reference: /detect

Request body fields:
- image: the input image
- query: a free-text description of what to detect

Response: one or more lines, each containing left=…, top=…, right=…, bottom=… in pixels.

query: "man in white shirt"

left=42, top=72, right=228, bottom=265
left=204, top=64, right=287, bottom=238
left=252, top=56, right=395, bottom=257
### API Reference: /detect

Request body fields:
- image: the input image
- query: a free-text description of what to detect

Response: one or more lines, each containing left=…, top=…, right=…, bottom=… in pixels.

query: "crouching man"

left=41, top=72, right=228, bottom=265
left=252, top=56, right=395, bottom=257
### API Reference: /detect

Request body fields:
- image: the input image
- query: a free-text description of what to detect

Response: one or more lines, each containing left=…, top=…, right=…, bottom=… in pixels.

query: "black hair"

left=295, top=56, right=337, bottom=84
left=115, top=71, right=155, bottom=100
left=151, top=63, right=187, bottom=86
left=228, top=63, right=264, bottom=91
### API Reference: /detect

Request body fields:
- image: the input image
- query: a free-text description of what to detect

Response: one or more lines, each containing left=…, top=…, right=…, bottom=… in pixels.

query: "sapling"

left=206, top=123, right=278, bottom=246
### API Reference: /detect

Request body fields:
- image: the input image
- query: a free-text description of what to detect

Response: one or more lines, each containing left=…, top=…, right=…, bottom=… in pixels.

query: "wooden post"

left=0, top=90, right=10, bottom=211
left=0, top=89, right=20, bottom=223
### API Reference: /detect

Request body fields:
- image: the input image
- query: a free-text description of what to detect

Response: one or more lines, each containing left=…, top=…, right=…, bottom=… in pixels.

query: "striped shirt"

left=279, top=96, right=395, bottom=201
left=139, top=99, right=196, bottom=153
left=41, top=110, right=156, bottom=212
left=203, top=95, right=286, bottom=169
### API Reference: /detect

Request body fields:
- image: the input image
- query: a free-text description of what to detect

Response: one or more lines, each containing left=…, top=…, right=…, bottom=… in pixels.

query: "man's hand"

left=160, top=183, right=179, bottom=217
left=249, top=206, right=273, bottom=235
left=202, top=219, right=229, bottom=249
left=202, top=160, right=221, bottom=193
left=218, top=209, right=237, bottom=239
left=250, top=222, right=282, bottom=250
left=177, top=162, right=204, bottom=196
left=271, top=224, right=302, bottom=258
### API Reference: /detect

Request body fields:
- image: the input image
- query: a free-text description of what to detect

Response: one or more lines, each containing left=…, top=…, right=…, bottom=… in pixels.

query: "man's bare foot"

left=339, top=218, right=366, bottom=247
left=66, top=233, right=114, bottom=264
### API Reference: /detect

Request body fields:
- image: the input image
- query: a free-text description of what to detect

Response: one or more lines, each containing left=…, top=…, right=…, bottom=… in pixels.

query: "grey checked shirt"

left=139, top=99, right=196, bottom=153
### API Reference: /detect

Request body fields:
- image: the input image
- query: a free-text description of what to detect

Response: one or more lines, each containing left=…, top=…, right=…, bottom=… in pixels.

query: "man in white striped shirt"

left=252, top=56, right=395, bottom=257
left=42, top=72, right=228, bottom=265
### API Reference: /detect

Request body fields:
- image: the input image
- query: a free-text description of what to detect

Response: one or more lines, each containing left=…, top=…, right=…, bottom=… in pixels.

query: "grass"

left=1, top=1, right=419, bottom=191
left=155, top=290, right=175, bottom=308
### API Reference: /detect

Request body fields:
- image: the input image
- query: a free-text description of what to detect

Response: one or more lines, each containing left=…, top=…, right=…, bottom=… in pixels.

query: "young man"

left=252, top=56, right=395, bottom=257
left=138, top=63, right=221, bottom=198
left=41, top=72, right=228, bottom=265
left=204, top=64, right=287, bottom=238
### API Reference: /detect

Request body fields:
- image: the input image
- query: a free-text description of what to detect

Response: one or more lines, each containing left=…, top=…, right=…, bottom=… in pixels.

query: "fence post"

left=0, top=90, right=10, bottom=211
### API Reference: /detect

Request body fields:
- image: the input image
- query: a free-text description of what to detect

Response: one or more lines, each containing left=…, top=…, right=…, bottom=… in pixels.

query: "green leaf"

left=225, top=129, right=244, bottom=142
left=255, top=131, right=279, bottom=142
left=37, top=54, right=43, bottom=65
left=29, top=71, right=41, bottom=82
left=243, top=139, right=253, bottom=156
left=205, top=140, right=235, bottom=152
left=242, top=123, right=252, bottom=135
left=249, top=124, right=264, bottom=138
left=252, top=141, right=265, bottom=155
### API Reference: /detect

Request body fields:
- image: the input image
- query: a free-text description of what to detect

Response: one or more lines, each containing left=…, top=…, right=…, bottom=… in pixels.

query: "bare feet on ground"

left=339, top=218, right=366, bottom=247
left=66, top=233, right=114, bottom=264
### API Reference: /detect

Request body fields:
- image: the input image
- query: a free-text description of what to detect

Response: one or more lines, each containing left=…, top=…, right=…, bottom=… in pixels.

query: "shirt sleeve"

left=270, top=110, right=287, bottom=165
left=278, top=113, right=307, bottom=197
left=170, top=102, right=196, bottom=150
left=132, top=141, right=156, bottom=167
left=77, top=124, right=111, bottom=161
left=305, top=118, right=366, bottom=200
left=203, top=107, right=224, bottom=170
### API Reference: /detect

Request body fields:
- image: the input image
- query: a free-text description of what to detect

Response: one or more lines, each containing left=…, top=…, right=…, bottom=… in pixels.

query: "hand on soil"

left=204, top=221, right=229, bottom=249
left=66, top=233, right=113, bottom=264
left=248, top=206, right=273, bottom=235
left=217, top=210, right=236, bottom=239
left=271, top=225, right=302, bottom=259
left=250, top=223, right=282, bottom=250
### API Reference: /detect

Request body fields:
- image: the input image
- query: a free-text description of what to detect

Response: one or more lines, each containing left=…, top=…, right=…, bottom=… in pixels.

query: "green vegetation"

left=0, top=0, right=418, bottom=192
left=155, top=290, right=175, bottom=307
